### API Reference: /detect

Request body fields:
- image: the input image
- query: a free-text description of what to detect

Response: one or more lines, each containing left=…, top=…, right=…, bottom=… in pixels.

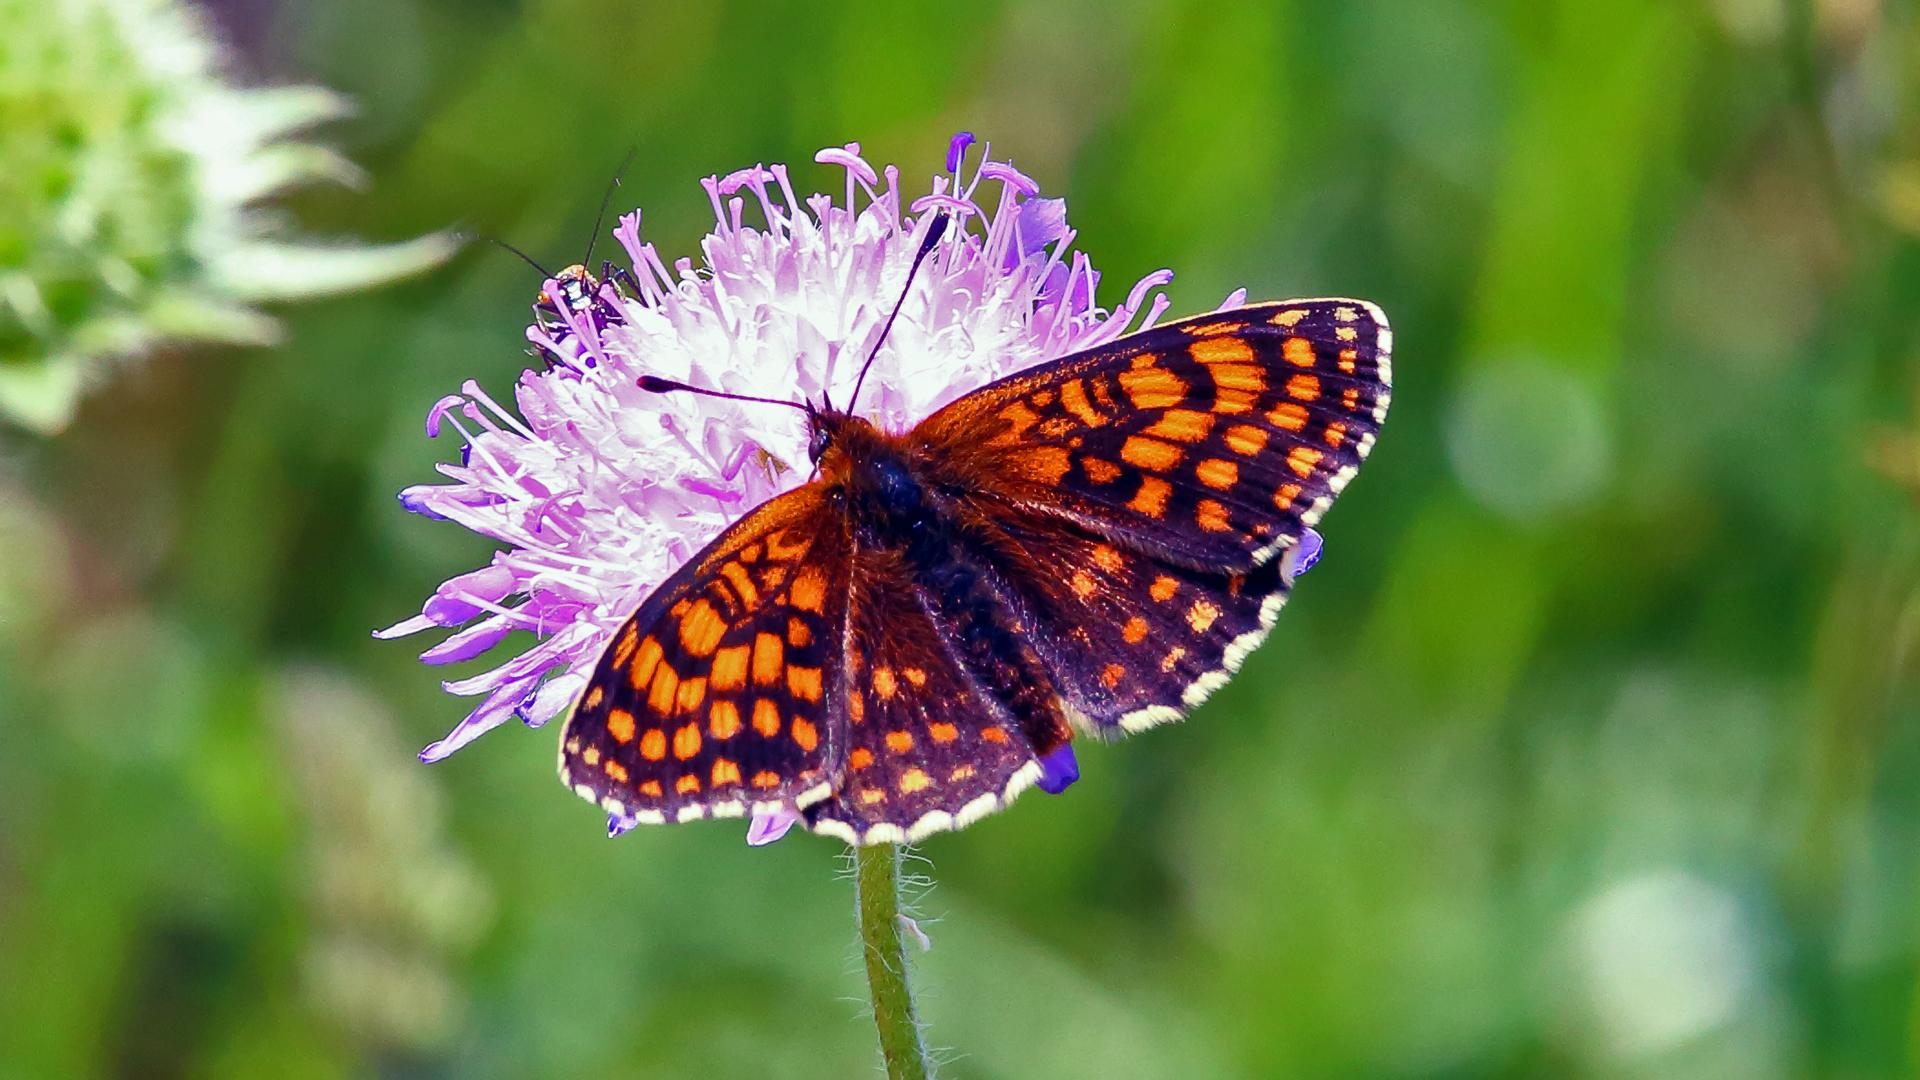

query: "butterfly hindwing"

left=802, top=555, right=1055, bottom=844
left=916, top=299, right=1391, bottom=569
left=559, top=487, right=851, bottom=825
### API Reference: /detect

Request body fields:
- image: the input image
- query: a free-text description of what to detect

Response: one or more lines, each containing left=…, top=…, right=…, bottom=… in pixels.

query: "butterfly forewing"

left=559, top=487, right=851, bottom=825
left=916, top=300, right=1390, bottom=569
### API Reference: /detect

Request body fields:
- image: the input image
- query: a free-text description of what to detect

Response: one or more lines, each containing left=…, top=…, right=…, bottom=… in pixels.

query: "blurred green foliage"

left=5, top=0, right=1920, bottom=1077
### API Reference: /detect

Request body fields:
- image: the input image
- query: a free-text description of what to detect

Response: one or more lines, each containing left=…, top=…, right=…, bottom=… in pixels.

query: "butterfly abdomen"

left=840, top=440, right=1073, bottom=758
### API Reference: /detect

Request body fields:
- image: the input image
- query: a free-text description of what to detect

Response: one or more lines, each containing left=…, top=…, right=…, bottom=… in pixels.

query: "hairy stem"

left=855, top=842, right=932, bottom=1080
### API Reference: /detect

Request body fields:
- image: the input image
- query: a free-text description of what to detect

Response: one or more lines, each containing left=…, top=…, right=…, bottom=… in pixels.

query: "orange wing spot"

left=709, top=700, right=741, bottom=739
left=1118, top=368, right=1187, bottom=409
left=873, top=667, right=898, bottom=699
left=792, top=718, right=819, bottom=752
left=1196, top=458, right=1239, bottom=490
left=1020, top=446, right=1074, bottom=484
left=1101, top=663, right=1124, bottom=689
left=752, top=632, right=784, bottom=687
left=1225, top=425, right=1269, bottom=455
left=1269, top=402, right=1309, bottom=431
left=1129, top=353, right=1160, bottom=369
left=1229, top=573, right=1245, bottom=597
left=1184, top=320, right=1248, bottom=339
left=753, top=698, right=780, bottom=737
left=851, top=748, right=874, bottom=769
left=675, top=676, right=707, bottom=716
left=673, top=723, right=702, bottom=760
left=1143, top=408, right=1214, bottom=443
left=1287, top=446, right=1324, bottom=477
left=1336, top=325, right=1358, bottom=341
left=1151, top=575, right=1178, bottom=602
left=1210, top=364, right=1265, bottom=393
left=1286, top=373, right=1321, bottom=401
left=584, top=686, right=604, bottom=710
left=751, top=771, right=780, bottom=789
left=995, top=401, right=1041, bottom=443
left=711, top=645, right=751, bottom=692
left=1336, top=306, right=1358, bottom=321
left=903, top=668, right=927, bottom=687
left=1072, top=569, right=1097, bottom=598
left=1082, top=457, right=1123, bottom=484
left=900, top=769, right=933, bottom=794
left=629, top=636, right=664, bottom=691
left=1196, top=499, right=1231, bottom=532
left=885, top=730, right=913, bottom=753
left=1060, top=379, right=1106, bottom=427
left=1091, top=375, right=1119, bottom=410
left=580, top=746, right=600, bottom=766
left=929, top=722, right=958, bottom=743
left=1161, top=647, right=1187, bottom=672
left=738, top=543, right=762, bottom=563
left=1343, top=387, right=1361, bottom=410
left=1092, top=545, right=1125, bottom=573
left=789, top=565, right=828, bottom=613
left=981, top=727, right=1010, bottom=744
left=1129, top=476, right=1171, bottom=518
left=671, top=598, right=692, bottom=618
left=648, top=664, right=680, bottom=716
left=1214, top=388, right=1257, bottom=414
left=1031, top=388, right=1055, bottom=407
left=678, top=599, right=727, bottom=658
left=859, top=788, right=887, bottom=806
left=640, top=728, right=667, bottom=761
left=1272, top=309, right=1308, bottom=327
left=951, top=764, right=977, bottom=780
left=1275, top=482, right=1303, bottom=510
left=1123, top=616, right=1149, bottom=644
left=676, top=774, right=701, bottom=795
left=640, top=779, right=664, bottom=797
left=1324, top=422, right=1347, bottom=447
left=787, top=665, right=823, bottom=703
left=1188, top=599, right=1222, bottom=633
left=1121, top=436, right=1183, bottom=472
left=604, top=760, right=627, bottom=782
left=848, top=690, right=865, bottom=723
left=787, top=616, right=813, bottom=647
left=712, top=758, right=742, bottom=786
left=1339, top=347, right=1358, bottom=373
left=1040, top=416, right=1077, bottom=438
left=765, top=529, right=809, bottom=561
left=612, top=623, right=639, bottom=669
left=1283, top=336, right=1316, bottom=366
left=1190, top=336, right=1254, bottom=364
left=607, top=709, right=636, bottom=744
left=761, top=565, right=788, bottom=590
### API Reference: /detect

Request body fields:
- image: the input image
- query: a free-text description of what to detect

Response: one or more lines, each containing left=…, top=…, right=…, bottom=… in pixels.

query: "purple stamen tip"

left=1282, top=528, right=1324, bottom=584
left=947, top=131, right=976, bottom=173
left=1036, top=742, right=1079, bottom=794
left=747, top=805, right=799, bottom=846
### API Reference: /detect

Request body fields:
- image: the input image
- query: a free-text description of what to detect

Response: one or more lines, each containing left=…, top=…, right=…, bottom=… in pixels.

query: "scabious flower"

left=381, top=135, right=1317, bottom=840
left=0, top=0, right=456, bottom=433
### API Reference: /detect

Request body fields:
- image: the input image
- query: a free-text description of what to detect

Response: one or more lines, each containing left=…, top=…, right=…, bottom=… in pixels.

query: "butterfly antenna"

left=487, top=237, right=556, bottom=280
left=583, top=142, right=642, bottom=268
left=638, top=375, right=810, bottom=414
left=847, top=213, right=950, bottom=412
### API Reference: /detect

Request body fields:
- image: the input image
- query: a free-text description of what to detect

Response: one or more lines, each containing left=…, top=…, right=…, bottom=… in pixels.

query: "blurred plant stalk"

left=0, top=0, right=456, bottom=434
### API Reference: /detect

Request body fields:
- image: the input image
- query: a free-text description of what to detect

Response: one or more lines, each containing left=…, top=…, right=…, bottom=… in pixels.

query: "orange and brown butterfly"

left=557, top=298, right=1391, bottom=845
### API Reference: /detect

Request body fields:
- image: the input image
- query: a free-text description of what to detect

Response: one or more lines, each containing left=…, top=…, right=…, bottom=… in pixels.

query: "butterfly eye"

left=808, top=420, right=833, bottom=463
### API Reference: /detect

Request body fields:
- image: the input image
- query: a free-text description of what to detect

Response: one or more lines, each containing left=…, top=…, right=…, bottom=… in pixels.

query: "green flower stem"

left=855, top=842, right=932, bottom=1080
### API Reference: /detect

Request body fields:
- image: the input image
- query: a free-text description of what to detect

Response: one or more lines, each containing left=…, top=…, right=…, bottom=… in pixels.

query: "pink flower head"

left=379, top=139, right=1186, bottom=839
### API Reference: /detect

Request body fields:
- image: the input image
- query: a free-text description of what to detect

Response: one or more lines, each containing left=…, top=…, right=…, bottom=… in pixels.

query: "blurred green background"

left=6, top=0, right=1920, bottom=1077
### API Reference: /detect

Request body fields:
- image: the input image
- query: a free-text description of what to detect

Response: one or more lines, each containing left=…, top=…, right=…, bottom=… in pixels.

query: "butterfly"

left=556, top=298, right=1391, bottom=845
